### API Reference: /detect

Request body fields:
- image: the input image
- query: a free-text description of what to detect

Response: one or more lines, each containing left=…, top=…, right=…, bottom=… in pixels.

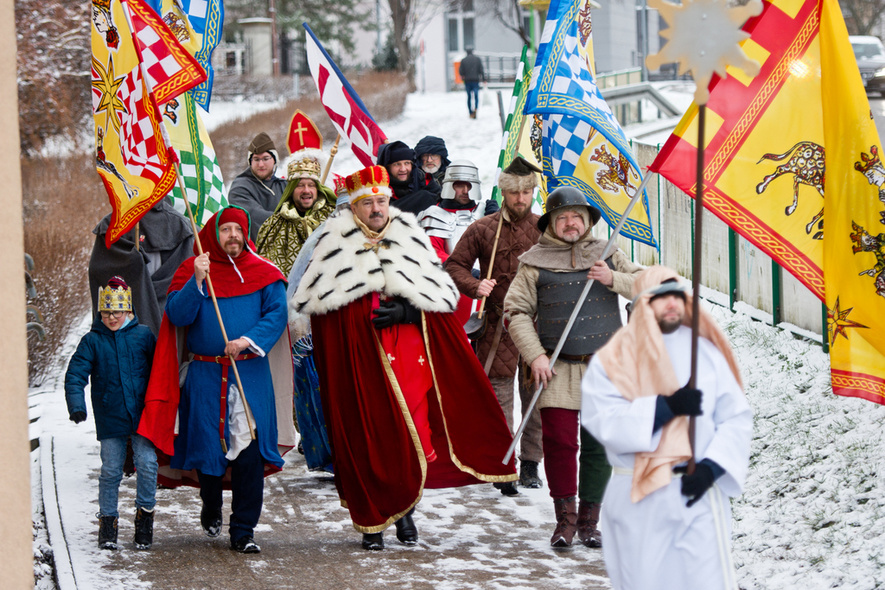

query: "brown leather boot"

left=550, top=497, right=577, bottom=547
left=577, top=501, right=602, bottom=548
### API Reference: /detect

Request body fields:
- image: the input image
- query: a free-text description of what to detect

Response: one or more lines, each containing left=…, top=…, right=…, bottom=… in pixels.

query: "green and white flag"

left=164, top=93, right=227, bottom=226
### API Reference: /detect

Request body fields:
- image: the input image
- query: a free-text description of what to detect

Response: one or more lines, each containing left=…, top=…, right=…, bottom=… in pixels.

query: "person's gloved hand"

left=677, top=460, right=719, bottom=507
left=70, top=411, right=87, bottom=424
left=664, top=386, right=702, bottom=417
left=372, top=299, right=420, bottom=329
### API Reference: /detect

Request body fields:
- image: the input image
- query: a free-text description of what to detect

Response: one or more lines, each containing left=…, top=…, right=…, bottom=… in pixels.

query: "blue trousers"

left=197, top=440, right=264, bottom=542
left=465, top=82, right=480, bottom=113
left=98, top=434, right=158, bottom=517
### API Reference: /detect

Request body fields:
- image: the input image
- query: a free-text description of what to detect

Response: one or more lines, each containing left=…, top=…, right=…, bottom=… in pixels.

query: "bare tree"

left=842, top=0, right=885, bottom=35
left=476, top=0, right=531, bottom=46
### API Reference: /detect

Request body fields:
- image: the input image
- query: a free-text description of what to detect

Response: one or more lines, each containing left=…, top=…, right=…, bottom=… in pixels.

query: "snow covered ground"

left=33, top=89, right=885, bottom=588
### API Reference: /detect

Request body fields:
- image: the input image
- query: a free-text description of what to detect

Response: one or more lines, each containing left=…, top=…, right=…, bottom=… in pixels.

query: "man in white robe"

left=581, top=265, right=753, bottom=590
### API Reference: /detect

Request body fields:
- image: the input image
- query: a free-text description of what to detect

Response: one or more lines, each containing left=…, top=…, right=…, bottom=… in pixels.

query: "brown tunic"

left=445, top=209, right=541, bottom=379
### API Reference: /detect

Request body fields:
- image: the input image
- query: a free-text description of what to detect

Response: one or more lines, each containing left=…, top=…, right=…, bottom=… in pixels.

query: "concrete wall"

left=593, top=0, right=640, bottom=73
left=0, top=0, right=33, bottom=586
left=240, top=18, right=273, bottom=76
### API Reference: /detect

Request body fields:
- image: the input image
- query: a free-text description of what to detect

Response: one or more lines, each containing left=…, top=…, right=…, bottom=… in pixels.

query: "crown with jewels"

left=345, top=165, right=391, bottom=204
left=98, top=276, right=132, bottom=313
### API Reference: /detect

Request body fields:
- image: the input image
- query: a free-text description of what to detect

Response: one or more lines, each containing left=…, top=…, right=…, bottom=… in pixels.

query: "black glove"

left=372, top=298, right=421, bottom=329
left=70, top=411, right=87, bottom=424
left=677, top=460, right=719, bottom=507
left=664, top=386, right=702, bottom=417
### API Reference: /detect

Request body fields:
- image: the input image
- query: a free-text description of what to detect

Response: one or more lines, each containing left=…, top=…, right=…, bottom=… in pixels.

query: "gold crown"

left=93, top=0, right=111, bottom=11
left=287, top=155, right=322, bottom=182
left=98, top=285, right=132, bottom=313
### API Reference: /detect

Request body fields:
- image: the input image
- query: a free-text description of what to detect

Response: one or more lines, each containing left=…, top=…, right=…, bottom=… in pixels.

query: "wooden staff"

left=173, top=165, right=256, bottom=452
left=476, top=210, right=505, bottom=319
left=134, top=222, right=140, bottom=252
left=321, top=135, right=341, bottom=185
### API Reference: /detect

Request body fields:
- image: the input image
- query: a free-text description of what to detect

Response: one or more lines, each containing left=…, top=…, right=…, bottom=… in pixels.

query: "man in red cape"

left=290, top=165, right=517, bottom=550
left=138, top=206, right=296, bottom=554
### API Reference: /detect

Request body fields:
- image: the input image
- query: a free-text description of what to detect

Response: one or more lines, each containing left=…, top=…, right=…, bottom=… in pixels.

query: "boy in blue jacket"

left=64, top=276, right=158, bottom=550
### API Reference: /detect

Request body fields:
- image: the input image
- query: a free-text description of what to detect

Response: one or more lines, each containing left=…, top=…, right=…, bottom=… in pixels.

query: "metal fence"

left=591, top=140, right=826, bottom=344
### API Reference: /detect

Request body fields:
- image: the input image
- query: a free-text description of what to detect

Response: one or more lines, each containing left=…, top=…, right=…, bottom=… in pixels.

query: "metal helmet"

left=538, top=186, right=602, bottom=233
left=440, top=159, right=483, bottom=203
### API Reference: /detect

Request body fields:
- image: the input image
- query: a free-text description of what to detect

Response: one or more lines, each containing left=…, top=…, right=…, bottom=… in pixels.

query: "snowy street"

left=32, top=90, right=885, bottom=589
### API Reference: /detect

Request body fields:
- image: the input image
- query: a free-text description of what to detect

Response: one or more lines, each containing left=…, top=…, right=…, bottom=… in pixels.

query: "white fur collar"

left=291, top=208, right=459, bottom=316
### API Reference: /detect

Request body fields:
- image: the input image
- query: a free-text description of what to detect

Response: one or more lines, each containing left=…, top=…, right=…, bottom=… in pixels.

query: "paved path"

left=40, top=391, right=610, bottom=589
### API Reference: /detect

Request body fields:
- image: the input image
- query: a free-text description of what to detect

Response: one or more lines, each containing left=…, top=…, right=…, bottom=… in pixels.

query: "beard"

left=423, top=163, right=440, bottom=174
left=658, top=317, right=682, bottom=334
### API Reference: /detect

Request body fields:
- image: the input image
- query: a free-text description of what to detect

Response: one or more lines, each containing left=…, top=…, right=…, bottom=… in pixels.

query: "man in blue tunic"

left=139, top=206, right=294, bottom=554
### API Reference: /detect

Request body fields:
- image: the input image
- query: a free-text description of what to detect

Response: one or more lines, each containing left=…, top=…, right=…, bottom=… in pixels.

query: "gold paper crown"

left=93, top=0, right=111, bottom=11
left=98, top=284, right=132, bottom=313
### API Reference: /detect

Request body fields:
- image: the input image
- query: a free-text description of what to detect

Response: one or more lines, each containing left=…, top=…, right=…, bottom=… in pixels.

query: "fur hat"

left=498, top=155, right=541, bottom=194
left=248, top=132, right=279, bottom=164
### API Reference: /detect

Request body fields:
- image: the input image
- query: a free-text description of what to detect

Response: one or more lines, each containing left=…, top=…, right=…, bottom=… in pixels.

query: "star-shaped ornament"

left=646, top=0, right=763, bottom=105
left=827, top=297, right=869, bottom=345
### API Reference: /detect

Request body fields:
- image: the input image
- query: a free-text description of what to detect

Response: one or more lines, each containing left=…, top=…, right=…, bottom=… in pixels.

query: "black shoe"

left=394, top=509, right=418, bottom=546
left=362, top=532, right=384, bottom=551
left=230, top=536, right=261, bottom=553
left=134, top=507, right=154, bottom=549
left=98, top=515, right=118, bottom=550
left=200, top=506, right=222, bottom=537
left=519, top=460, right=543, bottom=489
left=494, top=481, right=519, bottom=496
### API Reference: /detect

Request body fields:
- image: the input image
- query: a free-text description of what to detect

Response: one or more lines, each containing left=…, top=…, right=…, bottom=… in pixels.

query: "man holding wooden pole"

left=139, top=206, right=295, bottom=554
left=446, top=156, right=545, bottom=496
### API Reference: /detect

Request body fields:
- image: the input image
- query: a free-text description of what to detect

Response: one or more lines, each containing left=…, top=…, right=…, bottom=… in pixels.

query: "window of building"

left=463, top=17, right=475, bottom=49
left=448, top=17, right=459, bottom=51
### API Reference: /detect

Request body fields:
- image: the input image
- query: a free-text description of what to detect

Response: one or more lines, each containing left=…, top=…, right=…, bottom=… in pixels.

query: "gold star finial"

left=646, top=0, right=763, bottom=105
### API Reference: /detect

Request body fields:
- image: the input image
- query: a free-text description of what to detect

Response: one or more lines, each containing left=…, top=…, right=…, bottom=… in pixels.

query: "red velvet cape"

left=312, top=294, right=517, bottom=533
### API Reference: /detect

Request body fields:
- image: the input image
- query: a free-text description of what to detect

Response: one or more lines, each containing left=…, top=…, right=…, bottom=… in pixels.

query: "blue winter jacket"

left=64, top=314, right=157, bottom=440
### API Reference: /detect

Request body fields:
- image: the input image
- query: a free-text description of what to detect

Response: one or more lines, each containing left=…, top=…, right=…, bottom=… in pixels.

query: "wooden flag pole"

left=686, top=105, right=707, bottom=475
left=321, top=135, right=341, bottom=185
left=476, top=211, right=505, bottom=319
left=173, top=164, right=257, bottom=450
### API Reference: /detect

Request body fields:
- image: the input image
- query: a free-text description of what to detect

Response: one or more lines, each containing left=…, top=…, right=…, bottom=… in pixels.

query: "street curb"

left=40, top=435, right=77, bottom=590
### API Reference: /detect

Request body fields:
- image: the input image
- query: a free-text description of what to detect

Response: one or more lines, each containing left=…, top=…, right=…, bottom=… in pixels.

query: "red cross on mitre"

left=287, top=109, right=323, bottom=154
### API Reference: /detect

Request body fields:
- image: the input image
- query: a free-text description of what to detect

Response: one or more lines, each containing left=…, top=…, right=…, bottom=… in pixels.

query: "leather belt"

left=191, top=352, right=259, bottom=452
left=545, top=350, right=592, bottom=364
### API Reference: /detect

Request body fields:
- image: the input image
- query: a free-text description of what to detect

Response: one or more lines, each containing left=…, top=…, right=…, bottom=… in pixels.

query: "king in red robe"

left=290, top=166, right=516, bottom=549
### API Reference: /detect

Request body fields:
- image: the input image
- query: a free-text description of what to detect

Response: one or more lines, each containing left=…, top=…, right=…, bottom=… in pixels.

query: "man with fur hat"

left=376, top=140, right=440, bottom=215
left=138, top=206, right=296, bottom=554
left=581, top=266, right=753, bottom=589
left=504, top=185, right=642, bottom=548
left=255, top=148, right=336, bottom=275
left=414, top=135, right=451, bottom=185
left=229, top=132, right=287, bottom=241
left=445, top=156, right=543, bottom=496
left=291, top=165, right=517, bottom=551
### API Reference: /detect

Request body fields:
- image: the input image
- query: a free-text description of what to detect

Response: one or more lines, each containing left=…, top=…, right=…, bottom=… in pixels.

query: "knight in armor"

left=418, top=159, right=498, bottom=263
left=504, top=186, right=642, bottom=548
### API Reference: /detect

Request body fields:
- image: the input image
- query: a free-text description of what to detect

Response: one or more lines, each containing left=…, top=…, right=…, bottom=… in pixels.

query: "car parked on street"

left=851, top=35, right=885, bottom=93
